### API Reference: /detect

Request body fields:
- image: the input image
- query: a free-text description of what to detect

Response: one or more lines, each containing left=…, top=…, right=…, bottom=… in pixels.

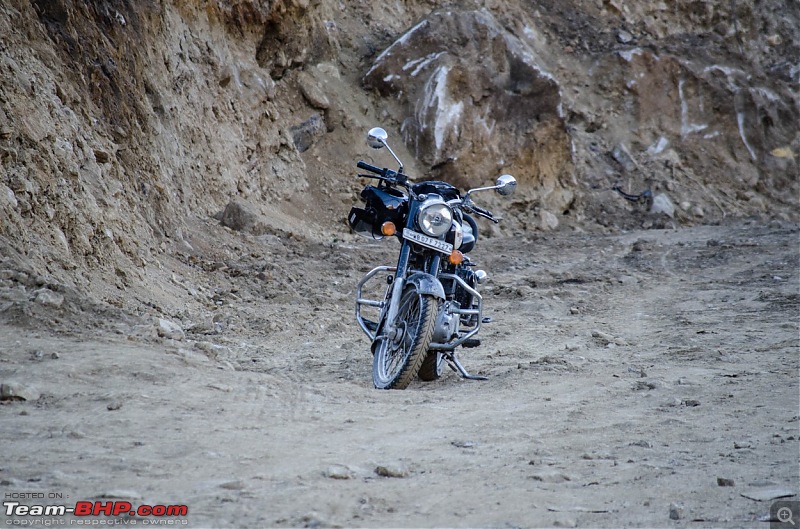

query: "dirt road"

left=1, top=220, right=798, bottom=527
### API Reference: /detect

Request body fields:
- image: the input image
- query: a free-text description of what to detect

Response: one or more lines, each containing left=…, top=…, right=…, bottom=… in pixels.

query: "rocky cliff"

left=0, top=0, right=797, bottom=308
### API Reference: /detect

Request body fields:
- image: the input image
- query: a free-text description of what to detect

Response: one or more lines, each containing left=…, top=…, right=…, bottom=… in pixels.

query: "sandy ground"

left=1, top=219, right=798, bottom=528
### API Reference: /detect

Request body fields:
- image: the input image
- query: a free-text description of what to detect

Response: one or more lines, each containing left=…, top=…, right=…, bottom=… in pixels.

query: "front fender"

left=406, top=272, right=445, bottom=300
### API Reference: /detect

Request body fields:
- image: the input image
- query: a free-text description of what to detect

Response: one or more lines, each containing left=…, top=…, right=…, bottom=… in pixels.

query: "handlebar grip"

left=472, top=204, right=494, bottom=218
left=356, top=161, right=385, bottom=176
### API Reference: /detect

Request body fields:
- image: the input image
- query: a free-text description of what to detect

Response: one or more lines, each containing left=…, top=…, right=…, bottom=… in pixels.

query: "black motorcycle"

left=348, top=127, right=516, bottom=389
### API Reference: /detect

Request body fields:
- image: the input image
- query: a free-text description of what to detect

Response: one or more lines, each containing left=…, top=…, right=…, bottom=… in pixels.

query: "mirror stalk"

left=381, top=141, right=404, bottom=174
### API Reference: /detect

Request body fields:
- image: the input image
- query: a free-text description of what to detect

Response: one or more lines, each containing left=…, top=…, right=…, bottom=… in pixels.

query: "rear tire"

left=372, top=285, right=438, bottom=389
left=418, top=351, right=445, bottom=381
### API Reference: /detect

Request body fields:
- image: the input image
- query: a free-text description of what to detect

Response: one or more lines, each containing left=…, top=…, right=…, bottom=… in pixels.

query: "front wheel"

left=372, top=285, right=438, bottom=389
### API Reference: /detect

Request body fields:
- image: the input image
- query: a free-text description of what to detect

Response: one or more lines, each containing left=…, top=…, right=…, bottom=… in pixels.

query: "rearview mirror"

left=367, top=127, right=388, bottom=149
left=495, top=174, right=517, bottom=196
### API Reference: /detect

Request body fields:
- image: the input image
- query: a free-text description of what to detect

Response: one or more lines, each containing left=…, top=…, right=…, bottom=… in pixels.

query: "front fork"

left=382, top=243, right=412, bottom=333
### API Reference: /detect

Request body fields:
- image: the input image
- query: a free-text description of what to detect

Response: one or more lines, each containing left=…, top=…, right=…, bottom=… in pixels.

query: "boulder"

left=364, top=9, right=573, bottom=213
left=219, top=201, right=270, bottom=235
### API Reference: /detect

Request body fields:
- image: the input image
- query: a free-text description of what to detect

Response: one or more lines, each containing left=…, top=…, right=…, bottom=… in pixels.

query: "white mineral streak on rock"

left=618, top=48, right=646, bottom=62
left=702, top=64, right=749, bottom=92
left=403, top=52, right=445, bottom=77
left=750, top=86, right=781, bottom=104
left=366, top=20, right=429, bottom=77
left=679, top=79, right=708, bottom=137
left=474, top=114, right=495, bottom=135
left=418, top=65, right=464, bottom=151
left=646, top=136, right=669, bottom=155
left=737, top=105, right=757, bottom=161
left=789, top=63, right=800, bottom=82
left=703, top=64, right=747, bottom=77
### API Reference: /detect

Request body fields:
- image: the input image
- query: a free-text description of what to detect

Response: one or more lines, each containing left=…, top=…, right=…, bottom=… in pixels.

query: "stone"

left=324, top=465, right=354, bottom=479
left=717, top=477, right=735, bottom=487
left=33, top=288, right=64, bottom=308
left=592, top=330, right=627, bottom=346
left=611, top=143, right=638, bottom=172
left=375, top=464, right=409, bottom=478
left=219, top=480, right=246, bottom=490
left=297, top=71, right=330, bottom=110
left=539, top=209, right=560, bottom=231
left=766, top=34, right=783, bottom=46
left=195, top=341, right=228, bottom=360
left=0, top=382, right=40, bottom=401
left=650, top=193, right=675, bottom=218
left=240, top=68, right=276, bottom=100
left=770, top=146, right=794, bottom=159
left=1, top=185, right=18, bottom=208
left=157, top=318, right=185, bottom=340
left=219, top=201, right=268, bottom=235
left=617, top=30, right=634, bottom=44
left=669, top=503, right=684, bottom=520
left=177, top=349, right=211, bottom=366
left=94, top=149, right=111, bottom=163
left=289, top=113, right=326, bottom=153
left=531, top=470, right=571, bottom=483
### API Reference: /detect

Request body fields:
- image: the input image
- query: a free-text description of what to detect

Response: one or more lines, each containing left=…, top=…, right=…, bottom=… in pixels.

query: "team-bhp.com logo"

left=4, top=500, right=188, bottom=525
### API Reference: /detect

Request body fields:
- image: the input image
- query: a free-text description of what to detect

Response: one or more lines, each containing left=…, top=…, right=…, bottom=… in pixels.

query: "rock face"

left=364, top=9, right=574, bottom=214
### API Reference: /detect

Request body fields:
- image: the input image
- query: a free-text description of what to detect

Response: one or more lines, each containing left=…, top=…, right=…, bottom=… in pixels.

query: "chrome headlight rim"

left=417, top=199, right=453, bottom=238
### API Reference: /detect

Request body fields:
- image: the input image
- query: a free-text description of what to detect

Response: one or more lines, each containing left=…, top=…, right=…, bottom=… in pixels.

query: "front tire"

left=372, top=285, right=438, bottom=389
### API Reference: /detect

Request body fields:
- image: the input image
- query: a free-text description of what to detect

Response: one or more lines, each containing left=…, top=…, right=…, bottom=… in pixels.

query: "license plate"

left=403, top=228, right=453, bottom=255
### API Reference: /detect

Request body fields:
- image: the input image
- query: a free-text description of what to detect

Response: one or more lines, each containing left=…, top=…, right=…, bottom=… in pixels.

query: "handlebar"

left=356, top=161, right=385, bottom=177
left=462, top=198, right=498, bottom=223
left=356, top=161, right=497, bottom=221
left=356, top=160, right=412, bottom=189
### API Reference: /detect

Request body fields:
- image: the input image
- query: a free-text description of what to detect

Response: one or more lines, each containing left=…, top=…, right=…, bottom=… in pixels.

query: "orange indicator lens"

left=381, top=222, right=396, bottom=236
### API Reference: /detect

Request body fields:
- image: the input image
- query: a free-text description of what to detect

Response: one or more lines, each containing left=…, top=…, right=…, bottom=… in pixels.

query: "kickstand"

left=445, top=352, right=488, bottom=381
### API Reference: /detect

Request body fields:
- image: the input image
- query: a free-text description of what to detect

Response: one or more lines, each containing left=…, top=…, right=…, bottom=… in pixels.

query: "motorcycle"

left=348, top=127, right=517, bottom=389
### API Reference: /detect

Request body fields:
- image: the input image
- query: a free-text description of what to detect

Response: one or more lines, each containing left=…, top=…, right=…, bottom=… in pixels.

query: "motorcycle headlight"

left=417, top=200, right=453, bottom=237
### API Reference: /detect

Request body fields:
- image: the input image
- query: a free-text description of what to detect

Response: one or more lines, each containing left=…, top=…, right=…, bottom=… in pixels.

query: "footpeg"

left=462, top=339, right=481, bottom=348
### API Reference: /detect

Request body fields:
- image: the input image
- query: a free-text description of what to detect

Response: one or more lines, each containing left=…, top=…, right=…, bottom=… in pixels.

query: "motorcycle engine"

left=432, top=301, right=460, bottom=343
